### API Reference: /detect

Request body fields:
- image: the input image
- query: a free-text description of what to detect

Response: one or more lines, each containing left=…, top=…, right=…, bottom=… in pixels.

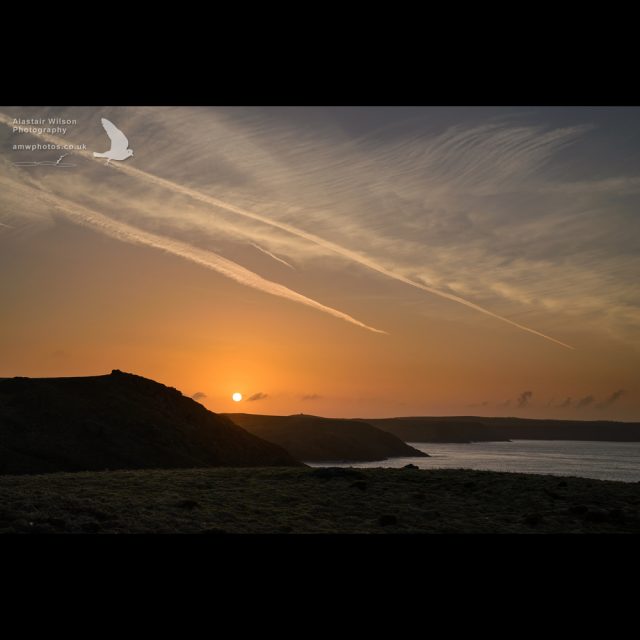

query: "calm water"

left=307, top=440, right=640, bottom=483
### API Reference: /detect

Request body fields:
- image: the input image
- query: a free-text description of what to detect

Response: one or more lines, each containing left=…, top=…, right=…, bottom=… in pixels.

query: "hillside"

left=366, top=416, right=640, bottom=443
left=0, top=370, right=300, bottom=475
left=1, top=466, right=638, bottom=533
left=224, top=413, right=428, bottom=462
left=363, top=418, right=511, bottom=443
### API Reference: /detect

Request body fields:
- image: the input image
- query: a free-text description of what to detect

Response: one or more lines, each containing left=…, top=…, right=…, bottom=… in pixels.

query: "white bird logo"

left=93, top=118, right=133, bottom=164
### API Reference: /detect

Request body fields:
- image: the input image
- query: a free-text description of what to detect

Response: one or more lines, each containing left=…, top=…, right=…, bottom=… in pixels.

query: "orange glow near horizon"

left=0, top=219, right=636, bottom=420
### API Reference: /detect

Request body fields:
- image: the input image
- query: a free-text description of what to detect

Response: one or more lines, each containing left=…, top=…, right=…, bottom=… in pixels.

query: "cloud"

left=191, top=392, right=207, bottom=401
left=558, top=397, right=572, bottom=408
left=4, top=107, right=640, bottom=351
left=0, top=175, right=385, bottom=335
left=250, top=242, right=295, bottom=269
left=576, top=395, right=595, bottom=408
left=247, top=392, right=268, bottom=402
left=517, top=391, right=533, bottom=408
left=0, top=110, right=575, bottom=349
left=301, top=394, right=322, bottom=401
left=596, top=389, right=625, bottom=409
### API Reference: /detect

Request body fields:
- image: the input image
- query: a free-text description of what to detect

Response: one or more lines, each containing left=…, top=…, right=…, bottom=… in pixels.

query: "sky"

left=1, top=106, right=638, bottom=420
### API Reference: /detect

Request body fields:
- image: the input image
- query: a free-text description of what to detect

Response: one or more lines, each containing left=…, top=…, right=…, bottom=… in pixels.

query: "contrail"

left=119, top=162, right=574, bottom=349
left=0, top=111, right=573, bottom=348
left=0, top=176, right=385, bottom=335
left=0, top=221, right=13, bottom=228
left=250, top=242, right=295, bottom=269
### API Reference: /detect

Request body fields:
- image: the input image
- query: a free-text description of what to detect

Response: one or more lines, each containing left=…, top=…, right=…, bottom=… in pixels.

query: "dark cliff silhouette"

left=0, top=370, right=300, bottom=475
left=224, top=413, right=428, bottom=462
left=364, top=416, right=640, bottom=443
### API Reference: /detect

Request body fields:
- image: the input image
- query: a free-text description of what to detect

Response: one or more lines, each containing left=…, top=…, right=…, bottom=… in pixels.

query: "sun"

left=232, top=392, right=243, bottom=402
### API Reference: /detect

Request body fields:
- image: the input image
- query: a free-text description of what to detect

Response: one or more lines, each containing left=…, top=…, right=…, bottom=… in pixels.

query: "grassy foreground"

left=1, top=466, right=639, bottom=533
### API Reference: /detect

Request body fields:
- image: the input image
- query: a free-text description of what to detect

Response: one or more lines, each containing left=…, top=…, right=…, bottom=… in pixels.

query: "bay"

left=307, top=440, right=640, bottom=483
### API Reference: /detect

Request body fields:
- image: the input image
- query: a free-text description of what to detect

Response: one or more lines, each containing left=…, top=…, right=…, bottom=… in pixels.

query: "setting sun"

left=232, top=392, right=242, bottom=402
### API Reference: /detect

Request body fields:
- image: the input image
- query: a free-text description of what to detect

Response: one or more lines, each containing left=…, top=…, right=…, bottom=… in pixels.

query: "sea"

left=307, top=440, right=640, bottom=483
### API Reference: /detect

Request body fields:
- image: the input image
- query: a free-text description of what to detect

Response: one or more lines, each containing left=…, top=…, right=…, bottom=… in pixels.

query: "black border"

left=7, top=53, right=640, bottom=107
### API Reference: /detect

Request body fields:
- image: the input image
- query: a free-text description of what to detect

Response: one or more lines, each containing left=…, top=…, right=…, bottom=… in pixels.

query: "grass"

left=1, top=466, right=639, bottom=533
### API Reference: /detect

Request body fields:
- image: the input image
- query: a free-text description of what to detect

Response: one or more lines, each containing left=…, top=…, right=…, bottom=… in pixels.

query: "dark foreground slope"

left=1, top=466, right=638, bottom=533
left=0, top=371, right=300, bottom=475
left=366, top=416, right=640, bottom=443
left=225, top=413, right=427, bottom=462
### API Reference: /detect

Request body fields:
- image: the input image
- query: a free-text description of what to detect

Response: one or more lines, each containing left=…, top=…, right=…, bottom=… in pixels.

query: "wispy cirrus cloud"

left=2, top=107, right=639, bottom=351
left=0, top=174, right=385, bottom=334
left=0, top=109, right=578, bottom=348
